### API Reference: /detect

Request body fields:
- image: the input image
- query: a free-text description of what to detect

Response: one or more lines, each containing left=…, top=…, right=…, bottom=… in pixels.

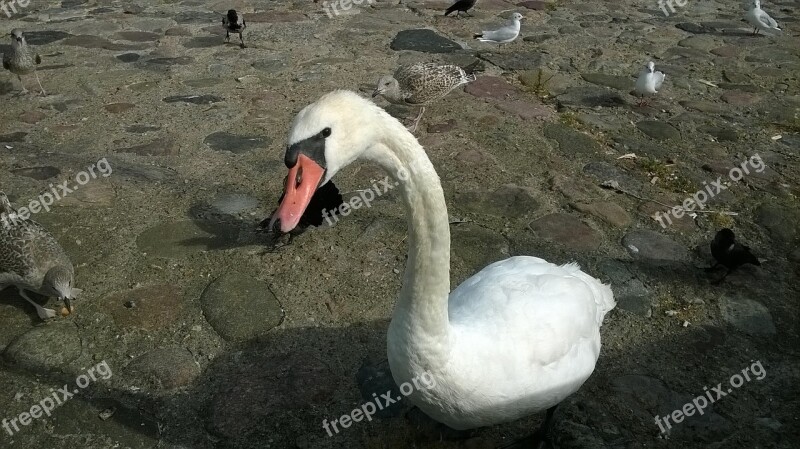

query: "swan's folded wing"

left=448, top=257, right=615, bottom=364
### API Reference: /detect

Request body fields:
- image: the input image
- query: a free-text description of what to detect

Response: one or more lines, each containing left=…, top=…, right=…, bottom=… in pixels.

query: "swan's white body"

left=273, top=91, right=616, bottom=430
left=745, top=0, right=781, bottom=35
left=634, top=61, right=665, bottom=97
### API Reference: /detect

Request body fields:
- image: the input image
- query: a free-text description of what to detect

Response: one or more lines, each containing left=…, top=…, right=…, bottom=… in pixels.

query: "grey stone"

left=543, top=123, right=603, bottom=156
left=479, top=51, right=548, bottom=71
left=4, top=322, right=81, bottom=371
left=126, top=347, right=200, bottom=390
left=636, top=121, right=681, bottom=140
left=10, top=166, right=61, bottom=180
left=557, top=86, right=627, bottom=108
left=200, top=274, right=284, bottom=342
left=203, top=132, right=271, bottom=154
left=622, top=230, right=690, bottom=265
left=163, top=94, right=223, bottom=105
left=136, top=221, right=238, bottom=258
left=720, top=295, right=776, bottom=335
left=581, top=73, right=632, bottom=91
left=211, top=193, right=260, bottom=215
left=390, top=29, right=462, bottom=54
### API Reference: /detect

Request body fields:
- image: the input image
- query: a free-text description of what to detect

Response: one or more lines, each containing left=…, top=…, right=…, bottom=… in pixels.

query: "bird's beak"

left=63, top=297, right=72, bottom=312
left=371, top=89, right=380, bottom=98
left=268, top=154, right=325, bottom=233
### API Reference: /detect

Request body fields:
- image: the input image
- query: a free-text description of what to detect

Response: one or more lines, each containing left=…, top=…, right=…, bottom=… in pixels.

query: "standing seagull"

left=222, top=9, right=247, bottom=48
left=373, top=63, right=478, bottom=132
left=2, top=29, right=45, bottom=96
left=445, top=0, right=477, bottom=18
left=634, top=61, right=665, bottom=106
left=707, top=228, right=761, bottom=282
left=473, top=12, right=523, bottom=45
left=0, top=193, right=80, bottom=319
left=745, top=0, right=781, bottom=35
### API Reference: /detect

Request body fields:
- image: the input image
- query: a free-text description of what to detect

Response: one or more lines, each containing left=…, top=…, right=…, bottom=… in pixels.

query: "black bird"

left=222, top=9, right=247, bottom=48
left=444, top=0, right=477, bottom=18
left=707, top=228, right=760, bottom=281
left=258, top=179, right=344, bottom=239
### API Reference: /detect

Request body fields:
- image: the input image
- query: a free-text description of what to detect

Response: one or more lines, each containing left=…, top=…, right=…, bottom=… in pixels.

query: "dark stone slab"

left=11, top=166, right=61, bottom=180
left=390, top=29, right=462, bottom=54
left=163, top=94, right=223, bottom=105
left=203, top=131, right=270, bottom=154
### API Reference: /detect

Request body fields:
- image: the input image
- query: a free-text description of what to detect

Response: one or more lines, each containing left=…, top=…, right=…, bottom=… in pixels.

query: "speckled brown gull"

left=372, top=63, right=477, bottom=132
left=2, top=29, right=45, bottom=96
left=0, top=192, right=80, bottom=319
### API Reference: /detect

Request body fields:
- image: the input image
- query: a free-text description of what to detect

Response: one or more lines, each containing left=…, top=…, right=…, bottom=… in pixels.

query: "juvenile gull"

left=473, top=12, right=523, bottom=45
left=372, top=63, right=477, bottom=132
left=634, top=61, right=665, bottom=106
left=445, top=0, right=477, bottom=18
left=2, top=29, right=45, bottom=96
left=222, top=9, right=247, bottom=48
left=0, top=192, right=80, bottom=319
left=745, top=0, right=781, bottom=35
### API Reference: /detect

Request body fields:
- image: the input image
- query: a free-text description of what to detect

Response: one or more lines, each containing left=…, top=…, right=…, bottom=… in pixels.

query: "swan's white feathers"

left=417, top=256, right=615, bottom=428
left=287, top=91, right=617, bottom=430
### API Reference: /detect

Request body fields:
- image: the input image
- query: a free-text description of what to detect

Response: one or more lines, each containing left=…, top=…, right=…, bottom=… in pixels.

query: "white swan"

left=269, top=91, right=616, bottom=437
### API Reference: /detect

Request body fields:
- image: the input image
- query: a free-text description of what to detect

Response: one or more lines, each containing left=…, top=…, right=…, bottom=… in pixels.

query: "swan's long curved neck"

left=364, top=112, right=452, bottom=360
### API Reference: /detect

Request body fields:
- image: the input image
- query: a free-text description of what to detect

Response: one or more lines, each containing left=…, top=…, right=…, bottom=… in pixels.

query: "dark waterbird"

left=707, top=228, right=761, bottom=282
left=444, top=0, right=477, bottom=18
left=222, top=9, right=247, bottom=48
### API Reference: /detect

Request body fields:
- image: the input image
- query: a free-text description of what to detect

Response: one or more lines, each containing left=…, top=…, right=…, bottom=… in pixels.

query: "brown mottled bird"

left=372, top=63, right=478, bottom=132
left=2, top=29, right=45, bottom=96
left=0, top=192, right=80, bottom=319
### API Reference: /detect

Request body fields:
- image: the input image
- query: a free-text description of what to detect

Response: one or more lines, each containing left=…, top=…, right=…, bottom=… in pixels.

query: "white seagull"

left=474, top=12, right=523, bottom=45
left=634, top=61, right=665, bottom=106
left=745, top=0, right=781, bottom=35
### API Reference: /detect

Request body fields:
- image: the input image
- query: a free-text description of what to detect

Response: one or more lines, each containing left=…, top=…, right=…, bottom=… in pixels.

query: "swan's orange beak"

left=269, top=154, right=325, bottom=233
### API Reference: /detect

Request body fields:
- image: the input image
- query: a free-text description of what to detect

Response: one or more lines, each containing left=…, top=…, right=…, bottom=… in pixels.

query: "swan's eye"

left=321, top=127, right=332, bottom=138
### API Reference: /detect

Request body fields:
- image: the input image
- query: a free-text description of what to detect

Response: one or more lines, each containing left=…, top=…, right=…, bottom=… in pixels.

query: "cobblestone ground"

left=0, top=0, right=798, bottom=448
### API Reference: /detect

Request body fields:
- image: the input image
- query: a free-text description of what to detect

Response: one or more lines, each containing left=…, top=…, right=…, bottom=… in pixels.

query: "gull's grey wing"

left=480, top=25, right=517, bottom=42
left=654, top=71, right=665, bottom=89
left=758, top=10, right=779, bottom=28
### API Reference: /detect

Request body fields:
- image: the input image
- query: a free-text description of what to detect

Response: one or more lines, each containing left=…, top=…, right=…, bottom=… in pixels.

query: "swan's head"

left=511, top=12, right=524, bottom=21
left=269, top=91, right=379, bottom=233
left=646, top=61, right=655, bottom=73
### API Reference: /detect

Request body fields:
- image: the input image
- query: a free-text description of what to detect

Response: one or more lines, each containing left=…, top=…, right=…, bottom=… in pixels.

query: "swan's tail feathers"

left=562, top=262, right=617, bottom=325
